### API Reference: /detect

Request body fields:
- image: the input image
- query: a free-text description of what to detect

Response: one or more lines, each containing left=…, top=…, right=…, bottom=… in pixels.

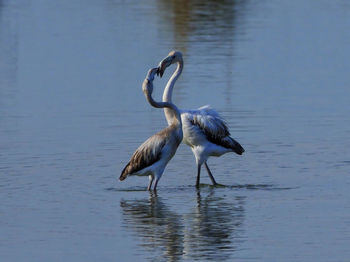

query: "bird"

left=157, top=50, right=244, bottom=187
left=119, top=67, right=183, bottom=191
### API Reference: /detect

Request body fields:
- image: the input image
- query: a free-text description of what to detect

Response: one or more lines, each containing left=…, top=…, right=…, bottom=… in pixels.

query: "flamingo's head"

left=142, top=67, right=158, bottom=95
left=157, top=50, right=183, bottom=78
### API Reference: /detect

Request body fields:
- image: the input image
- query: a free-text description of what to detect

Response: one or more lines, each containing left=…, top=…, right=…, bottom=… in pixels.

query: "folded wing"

left=187, top=105, right=244, bottom=155
left=120, top=132, right=167, bottom=180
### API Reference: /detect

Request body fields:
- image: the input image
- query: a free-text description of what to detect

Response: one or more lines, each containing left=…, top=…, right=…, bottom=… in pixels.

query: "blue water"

left=1, top=0, right=350, bottom=261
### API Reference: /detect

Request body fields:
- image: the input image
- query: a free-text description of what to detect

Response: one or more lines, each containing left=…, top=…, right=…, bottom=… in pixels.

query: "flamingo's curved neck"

left=162, top=60, right=183, bottom=125
left=144, top=83, right=182, bottom=127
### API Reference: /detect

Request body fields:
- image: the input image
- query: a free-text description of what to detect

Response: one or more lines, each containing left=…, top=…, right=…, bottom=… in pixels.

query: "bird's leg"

left=147, top=175, right=154, bottom=191
left=204, top=162, right=218, bottom=185
left=196, top=164, right=201, bottom=188
left=153, top=177, right=160, bottom=191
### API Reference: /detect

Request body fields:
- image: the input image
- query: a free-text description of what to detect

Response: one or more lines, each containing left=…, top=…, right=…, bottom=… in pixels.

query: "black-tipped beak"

left=159, top=67, right=164, bottom=78
left=158, top=56, right=174, bottom=78
left=156, top=66, right=161, bottom=77
left=157, top=62, right=166, bottom=78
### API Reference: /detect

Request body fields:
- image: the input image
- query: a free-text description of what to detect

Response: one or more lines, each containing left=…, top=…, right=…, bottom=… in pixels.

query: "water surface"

left=1, top=0, right=350, bottom=261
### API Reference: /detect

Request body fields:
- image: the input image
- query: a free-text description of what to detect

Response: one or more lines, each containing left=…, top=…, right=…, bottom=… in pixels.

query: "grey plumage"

left=119, top=67, right=183, bottom=190
left=119, top=134, right=166, bottom=181
left=189, top=114, right=244, bottom=155
left=120, top=125, right=179, bottom=180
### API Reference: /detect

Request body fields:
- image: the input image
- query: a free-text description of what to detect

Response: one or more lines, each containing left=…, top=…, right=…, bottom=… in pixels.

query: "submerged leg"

left=147, top=175, right=154, bottom=191
left=204, top=162, right=218, bottom=185
left=196, top=164, right=201, bottom=188
left=153, top=176, right=160, bottom=191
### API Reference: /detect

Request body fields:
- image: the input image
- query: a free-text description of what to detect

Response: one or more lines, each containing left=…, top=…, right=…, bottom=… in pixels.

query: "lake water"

left=1, top=0, right=350, bottom=261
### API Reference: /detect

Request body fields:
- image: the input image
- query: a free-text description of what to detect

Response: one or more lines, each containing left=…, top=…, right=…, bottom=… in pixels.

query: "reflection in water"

left=156, top=0, right=249, bottom=107
left=183, top=190, right=245, bottom=260
left=120, top=192, right=184, bottom=262
left=120, top=190, right=245, bottom=261
left=157, top=0, right=245, bottom=53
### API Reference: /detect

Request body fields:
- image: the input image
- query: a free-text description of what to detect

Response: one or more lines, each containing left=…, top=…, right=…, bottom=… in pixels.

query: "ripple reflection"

left=120, top=192, right=184, bottom=261
left=120, top=189, right=245, bottom=261
left=183, top=190, right=245, bottom=260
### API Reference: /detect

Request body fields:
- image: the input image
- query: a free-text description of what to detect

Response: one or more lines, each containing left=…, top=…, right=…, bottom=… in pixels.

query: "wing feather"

left=120, top=131, right=167, bottom=180
left=186, top=106, right=244, bottom=154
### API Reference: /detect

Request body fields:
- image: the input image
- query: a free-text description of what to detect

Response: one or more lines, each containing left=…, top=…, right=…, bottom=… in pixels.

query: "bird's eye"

left=172, top=55, right=176, bottom=59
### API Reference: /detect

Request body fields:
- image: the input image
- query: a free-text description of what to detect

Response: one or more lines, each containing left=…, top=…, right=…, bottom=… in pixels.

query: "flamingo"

left=119, top=67, right=183, bottom=191
left=157, top=51, right=244, bottom=187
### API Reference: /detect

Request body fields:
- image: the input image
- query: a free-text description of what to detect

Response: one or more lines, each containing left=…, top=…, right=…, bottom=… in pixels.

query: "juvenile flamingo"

left=120, top=67, right=183, bottom=190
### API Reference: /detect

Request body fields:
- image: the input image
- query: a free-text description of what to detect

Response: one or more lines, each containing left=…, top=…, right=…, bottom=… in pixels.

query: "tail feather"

left=231, top=138, right=245, bottom=155
left=119, top=162, right=130, bottom=181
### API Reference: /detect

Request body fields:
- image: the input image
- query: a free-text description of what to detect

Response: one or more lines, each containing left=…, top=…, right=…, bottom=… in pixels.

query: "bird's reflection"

left=120, top=192, right=184, bottom=262
left=120, top=189, right=245, bottom=261
left=183, top=189, right=245, bottom=260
